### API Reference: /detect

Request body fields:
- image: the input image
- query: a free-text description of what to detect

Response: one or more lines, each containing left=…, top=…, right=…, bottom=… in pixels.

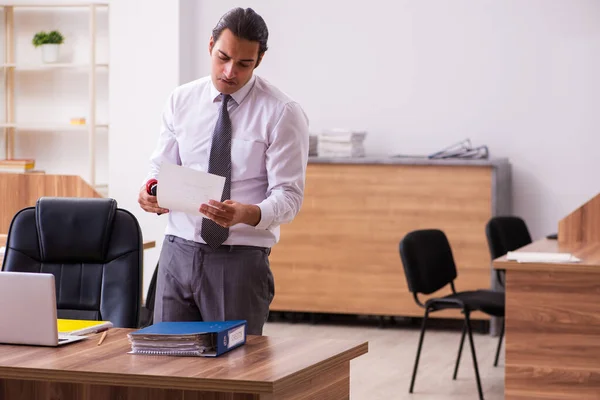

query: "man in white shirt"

left=138, top=7, right=309, bottom=335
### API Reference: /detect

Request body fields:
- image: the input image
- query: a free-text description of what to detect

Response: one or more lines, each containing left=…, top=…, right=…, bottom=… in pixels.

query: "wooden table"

left=493, top=239, right=600, bottom=399
left=0, top=329, right=368, bottom=400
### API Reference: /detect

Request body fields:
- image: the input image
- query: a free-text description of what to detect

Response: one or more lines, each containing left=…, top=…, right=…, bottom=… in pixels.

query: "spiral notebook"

left=127, top=320, right=246, bottom=357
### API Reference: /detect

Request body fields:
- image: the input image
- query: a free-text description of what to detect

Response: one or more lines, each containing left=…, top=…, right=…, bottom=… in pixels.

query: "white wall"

left=109, top=0, right=181, bottom=293
left=191, top=0, right=600, bottom=240
left=109, top=0, right=205, bottom=294
left=107, top=0, right=600, bottom=294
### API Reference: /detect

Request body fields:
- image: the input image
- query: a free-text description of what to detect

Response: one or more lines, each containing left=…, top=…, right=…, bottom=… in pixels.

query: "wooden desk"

left=0, top=329, right=368, bottom=400
left=493, top=239, right=600, bottom=399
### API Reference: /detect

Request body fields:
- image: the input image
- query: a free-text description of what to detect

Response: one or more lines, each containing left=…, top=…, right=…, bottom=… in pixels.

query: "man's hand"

left=200, top=200, right=261, bottom=228
left=138, top=184, right=169, bottom=214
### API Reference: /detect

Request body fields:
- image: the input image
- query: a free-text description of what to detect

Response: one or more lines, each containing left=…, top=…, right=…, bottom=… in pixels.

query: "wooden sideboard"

left=0, top=173, right=102, bottom=233
left=269, top=157, right=511, bottom=320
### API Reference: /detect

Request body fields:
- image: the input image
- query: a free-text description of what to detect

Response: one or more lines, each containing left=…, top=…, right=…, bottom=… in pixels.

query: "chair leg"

left=494, top=318, right=505, bottom=367
left=465, top=310, right=484, bottom=400
left=452, top=319, right=467, bottom=380
left=409, top=308, right=430, bottom=394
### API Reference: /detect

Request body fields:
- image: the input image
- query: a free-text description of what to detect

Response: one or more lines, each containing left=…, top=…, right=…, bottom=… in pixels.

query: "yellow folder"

left=57, top=319, right=113, bottom=335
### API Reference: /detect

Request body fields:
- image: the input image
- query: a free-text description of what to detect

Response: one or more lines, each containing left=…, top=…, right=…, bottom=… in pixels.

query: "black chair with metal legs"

left=485, top=215, right=533, bottom=289
left=452, top=311, right=505, bottom=379
left=476, top=216, right=532, bottom=369
left=399, top=229, right=504, bottom=400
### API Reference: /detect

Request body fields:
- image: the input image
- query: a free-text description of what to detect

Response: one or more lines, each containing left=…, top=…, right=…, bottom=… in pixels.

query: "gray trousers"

left=153, top=235, right=275, bottom=335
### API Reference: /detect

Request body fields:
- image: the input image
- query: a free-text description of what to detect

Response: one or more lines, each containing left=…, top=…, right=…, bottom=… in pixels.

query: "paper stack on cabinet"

left=318, top=129, right=367, bottom=157
left=309, top=134, right=318, bottom=156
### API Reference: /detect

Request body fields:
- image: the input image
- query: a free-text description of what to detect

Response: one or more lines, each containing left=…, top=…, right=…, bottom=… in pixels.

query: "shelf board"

left=0, top=123, right=109, bottom=131
left=1, top=63, right=108, bottom=70
left=0, top=3, right=108, bottom=8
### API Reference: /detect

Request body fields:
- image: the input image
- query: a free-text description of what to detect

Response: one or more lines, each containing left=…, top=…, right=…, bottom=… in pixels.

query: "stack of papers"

left=506, top=252, right=581, bottom=263
left=130, top=331, right=215, bottom=356
left=128, top=320, right=247, bottom=357
left=318, top=129, right=367, bottom=158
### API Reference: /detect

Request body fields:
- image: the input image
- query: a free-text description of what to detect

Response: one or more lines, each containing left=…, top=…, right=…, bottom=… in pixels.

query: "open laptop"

left=0, top=271, right=87, bottom=346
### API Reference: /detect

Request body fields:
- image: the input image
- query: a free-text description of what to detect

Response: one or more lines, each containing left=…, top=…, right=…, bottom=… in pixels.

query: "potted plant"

left=32, top=30, right=64, bottom=63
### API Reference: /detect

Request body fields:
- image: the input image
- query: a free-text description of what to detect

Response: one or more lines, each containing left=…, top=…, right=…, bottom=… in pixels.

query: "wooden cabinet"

left=269, top=158, right=511, bottom=320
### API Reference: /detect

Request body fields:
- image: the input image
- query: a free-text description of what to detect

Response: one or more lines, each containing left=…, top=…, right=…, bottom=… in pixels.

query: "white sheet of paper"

left=506, top=251, right=581, bottom=263
left=157, top=162, right=225, bottom=216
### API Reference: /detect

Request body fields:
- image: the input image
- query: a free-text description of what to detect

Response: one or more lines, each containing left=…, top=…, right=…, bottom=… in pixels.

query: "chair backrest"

left=138, top=261, right=159, bottom=328
left=399, top=229, right=457, bottom=295
left=1, top=197, right=143, bottom=328
left=485, top=216, right=532, bottom=260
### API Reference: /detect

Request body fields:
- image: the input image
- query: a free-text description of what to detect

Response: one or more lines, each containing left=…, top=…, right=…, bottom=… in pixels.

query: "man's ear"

left=208, top=35, right=215, bottom=55
left=255, top=53, right=265, bottom=69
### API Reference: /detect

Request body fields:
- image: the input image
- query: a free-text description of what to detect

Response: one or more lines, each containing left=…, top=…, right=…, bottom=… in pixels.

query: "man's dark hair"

left=212, top=8, right=269, bottom=61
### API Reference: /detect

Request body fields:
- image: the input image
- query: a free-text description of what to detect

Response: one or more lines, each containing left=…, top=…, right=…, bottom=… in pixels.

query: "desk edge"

left=272, top=341, right=369, bottom=392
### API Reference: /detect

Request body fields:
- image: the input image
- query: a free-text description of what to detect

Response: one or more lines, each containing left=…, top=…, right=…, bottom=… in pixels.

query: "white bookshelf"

left=1, top=2, right=108, bottom=189
left=1, top=62, right=108, bottom=69
left=0, top=122, right=108, bottom=130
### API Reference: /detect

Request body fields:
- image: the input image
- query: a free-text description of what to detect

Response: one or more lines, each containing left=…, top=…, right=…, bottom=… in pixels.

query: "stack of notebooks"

left=58, top=319, right=113, bottom=335
left=127, top=320, right=246, bottom=357
left=318, top=129, right=367, bottom=158
left=0, top=158, right=35, bottom=173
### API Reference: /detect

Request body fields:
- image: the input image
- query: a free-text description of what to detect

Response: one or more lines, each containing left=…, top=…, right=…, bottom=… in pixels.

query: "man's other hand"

left=199, top=200, right=261, bottom=227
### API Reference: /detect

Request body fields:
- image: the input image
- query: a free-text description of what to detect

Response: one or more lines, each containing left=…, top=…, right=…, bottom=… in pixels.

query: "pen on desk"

left=97, top=330, right=108, bottom=346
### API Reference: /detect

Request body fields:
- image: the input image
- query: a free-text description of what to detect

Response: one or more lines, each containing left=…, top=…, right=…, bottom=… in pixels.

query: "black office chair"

left=399, top=229, right=504, bottom=400
left=2, top=197, right=143, bottom=328
left=485, top=216, right=532, bottom=287
left=483, top=216, right=532, bottom=365
left=138, top=261, right=159, bottom=328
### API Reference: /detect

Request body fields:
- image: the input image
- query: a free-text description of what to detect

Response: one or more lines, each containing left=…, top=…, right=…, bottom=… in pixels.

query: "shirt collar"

left=210, top=74, right=256, bottom=105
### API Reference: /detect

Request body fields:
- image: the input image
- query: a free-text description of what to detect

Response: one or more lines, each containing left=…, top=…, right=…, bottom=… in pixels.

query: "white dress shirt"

left=145, top=74, right=309, bottom=248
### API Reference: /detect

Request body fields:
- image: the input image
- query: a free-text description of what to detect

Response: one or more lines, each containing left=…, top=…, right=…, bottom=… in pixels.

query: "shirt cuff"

left=142, top=174, right=157, bottom=187
left=254, top=200, right=275, bottom=230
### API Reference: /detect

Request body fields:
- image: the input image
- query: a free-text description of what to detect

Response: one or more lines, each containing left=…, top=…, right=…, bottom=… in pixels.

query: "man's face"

left=209, top=29, right=262, bottom=95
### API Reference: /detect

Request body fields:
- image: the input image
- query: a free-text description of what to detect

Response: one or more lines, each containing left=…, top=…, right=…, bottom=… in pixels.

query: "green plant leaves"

left=32, top=30, right=64, bottom=47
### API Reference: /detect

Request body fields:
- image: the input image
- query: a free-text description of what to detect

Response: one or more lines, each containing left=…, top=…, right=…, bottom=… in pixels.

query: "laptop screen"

left=0, top=271, right=60, bottom=346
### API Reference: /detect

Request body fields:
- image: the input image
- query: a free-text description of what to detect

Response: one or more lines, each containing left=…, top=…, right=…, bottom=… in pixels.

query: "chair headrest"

left=35, top=197, right=117, bottom=263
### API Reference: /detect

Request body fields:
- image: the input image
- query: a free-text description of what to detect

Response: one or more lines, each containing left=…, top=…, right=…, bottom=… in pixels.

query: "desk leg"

left=263, top=361, right=350, bottom=400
